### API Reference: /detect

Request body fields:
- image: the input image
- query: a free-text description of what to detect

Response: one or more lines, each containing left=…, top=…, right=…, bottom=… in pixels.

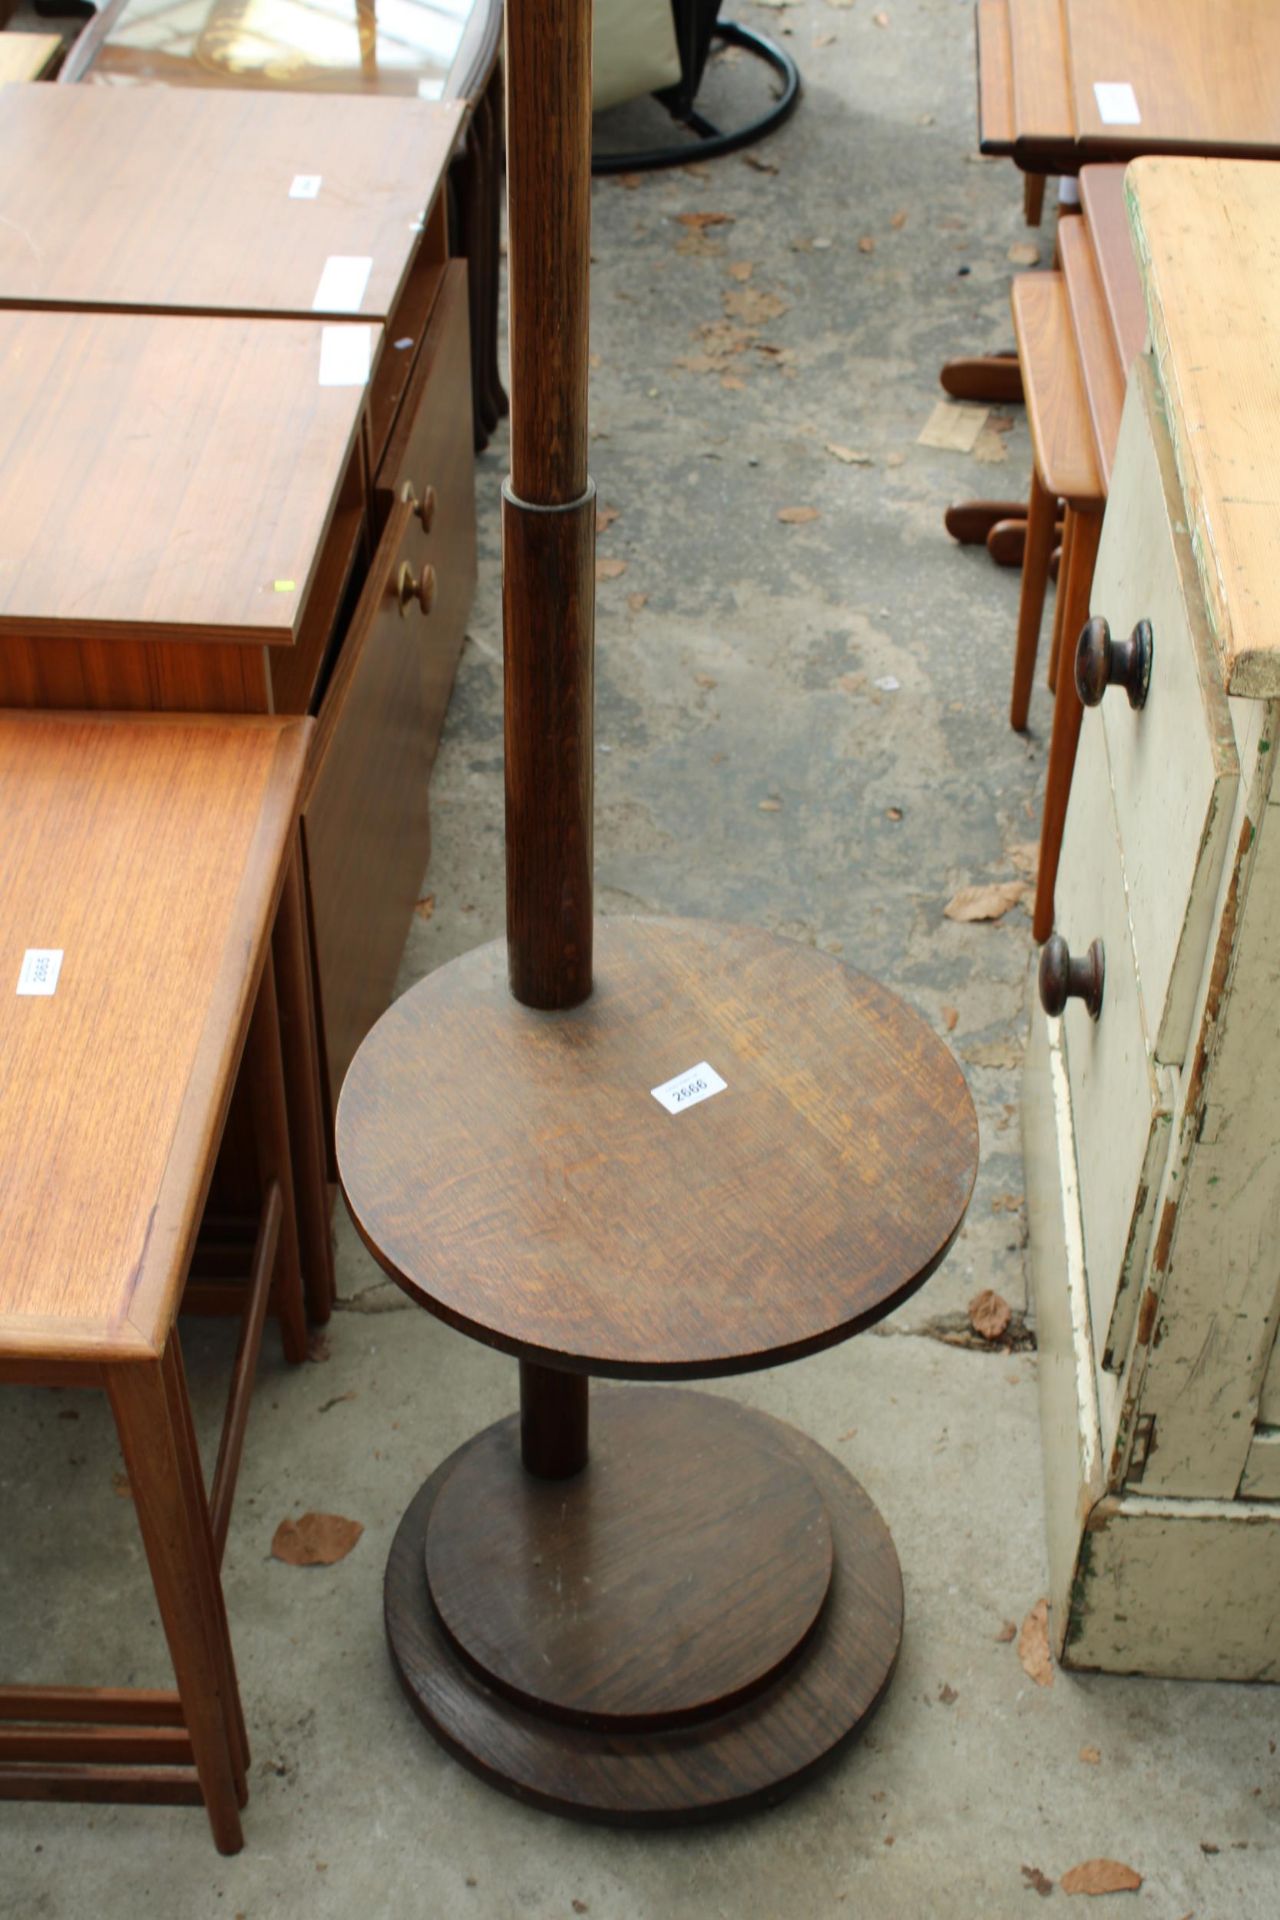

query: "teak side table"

left=338, top=918, right=978, bottom=1819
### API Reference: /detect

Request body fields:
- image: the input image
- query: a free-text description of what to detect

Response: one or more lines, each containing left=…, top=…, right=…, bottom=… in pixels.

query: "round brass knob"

left=1039, top=933, right=1105, bottom=1021
left=397, top=561, right=437, bottom=617
left=1075, top=616, right=1153, bottom=710
left=401, top=481, right=437, bottom=534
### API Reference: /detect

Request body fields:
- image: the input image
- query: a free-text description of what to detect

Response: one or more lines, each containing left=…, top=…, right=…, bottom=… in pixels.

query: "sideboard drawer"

left=1087, top=361, right=1239, bottom=1065
left=302, top=495, right=433, bottom=1125
left=1056, top=715, right=1176, bottom=1378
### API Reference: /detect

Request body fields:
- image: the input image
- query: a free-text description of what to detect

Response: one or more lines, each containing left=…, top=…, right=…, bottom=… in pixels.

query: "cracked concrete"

left=1, top=0, right=1276, bottom=1913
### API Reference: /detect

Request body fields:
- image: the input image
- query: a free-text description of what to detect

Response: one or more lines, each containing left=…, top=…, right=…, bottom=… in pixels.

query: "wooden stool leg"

left=1033, top=510, right=1104, bottom=943
left=246, top=950, right=308, bottom=1367
left=1046, top=508, right=1077, bottom=693
left=108, top=1355, right=244, bottom=1854
left=1010, top=467, right=1059, bottom=731
left=1023, top=172, right=1046, bottom=227
left=272, top=841, right=335, bottom=1325
left=162, top=1337, right=250, bottom=1793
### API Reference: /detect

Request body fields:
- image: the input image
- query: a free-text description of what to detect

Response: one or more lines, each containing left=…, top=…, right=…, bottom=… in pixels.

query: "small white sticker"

left=1093, top=81, right=1141, bottom=125
left=318, top=324, right=373, bottom=388
left=17, top=948, right=62, bottom=996
left=312, top=254, right=373, bottom=313
left=289, top=173, right=322, bottom=199
left=651, top=1061, right=727, bottom=1115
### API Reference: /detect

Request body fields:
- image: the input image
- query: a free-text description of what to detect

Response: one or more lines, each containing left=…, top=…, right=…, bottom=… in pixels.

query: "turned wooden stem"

left=520, top=1361, right=589, bottom=1478
left=502, top=0, right=596, bottom=1011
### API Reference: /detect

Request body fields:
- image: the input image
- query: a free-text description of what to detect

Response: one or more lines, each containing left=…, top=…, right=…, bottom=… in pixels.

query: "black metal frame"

left=592, top=21, right=801, bottom=175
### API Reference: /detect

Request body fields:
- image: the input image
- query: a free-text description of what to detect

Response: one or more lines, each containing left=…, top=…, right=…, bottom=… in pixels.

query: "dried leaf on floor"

left=1008, top=241, right=1041, bottom=266
left=414, top=893, right=436, bottom=921
left=681, top=161, right=712, bottom=180
left=942, top=1006, right=959, bottom=1031
left=944, top=880, right=1026, bottom=922
left=627, top=592, right=649, bottom=613
left=1060, top=1860, right=1142, bottom=1896
left=724, top=285, right=791, bottom=325
left=572, top=1903, right=590, bottom=1915
left=918, top=400, right=989, bottom=453
left=1008, top=840, right=1039, bottom=879
left=814, top=31, right=836, bottom=46
left=963, top=1037, right=1023, bottom=1069
left=743, top=152, right=780, bottom=173
left=676, top=210, right=734, bottom=229
left=886, top=806, right=903, bottom=821
left=969, top=1289, right=1013, bottom=1341
left=1021, top=1866, right=1055, bottom=1897
left=721, top=374, right=747, bottom=390
left=728, top=260, right=755, bottom=281
left=272, top=1512, right=364, bottom=1567
left=873, top=9, right=890, bottom=23
left=596, top=557, right=628, bottom=581
left=694, top=673, right=718, bottom=690
left=596, top=502, right=621, bottom=531
left=991, top=1193, right=1022, bottom=1214
left=826, top=442, right=873, bottom=464
left=617, top=173, right=644, bottom=190
left=318, top=1391, right=356, bottom=1414
left=971, top=427, right=1010, bottom=464
left=891, top=209, right=909, bottom=230
left=758, top=798, right=783, bottom=812
left=777, top=505, right=821, bottom=524
left=995, top=1619, right=1017, bottom=1642
left=938, top=1682, right=958, bottom=1705
left=1018, top=1598, right=1054, bottom=1687
left=1079, top=1745, right=1101, bottom=1765
left=838, top=671, right=866, bottom=694
left=589, top=352, right=602, bottom=370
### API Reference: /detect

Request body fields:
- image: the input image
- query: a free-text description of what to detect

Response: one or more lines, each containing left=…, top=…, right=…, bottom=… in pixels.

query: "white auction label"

left=17, top=948, right=62, bottom=996
left=651, top=1061, right=727, bottom=1115
left=318, top=324, right=373, bottom=387
left=312, top=254, right=373, bottom=313
left=1093, top=81, right=1141, bottom=125
left=289, top=173, right=322, bottom=199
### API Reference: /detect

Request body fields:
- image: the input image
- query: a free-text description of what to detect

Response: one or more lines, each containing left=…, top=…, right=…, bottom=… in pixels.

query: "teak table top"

left=1079, top=165, right=1147, bottom=370
left=1129, top=156, right=1280, bottom=699
left=0, top=87, right=462, bottom=319
left=1011, top=270, right=1102, bottom=510
left=337, top=917, right=979, bottom=1378
left=0, top=309, right=365, bottom=645
left=0, top=710, right=310, bottom=1364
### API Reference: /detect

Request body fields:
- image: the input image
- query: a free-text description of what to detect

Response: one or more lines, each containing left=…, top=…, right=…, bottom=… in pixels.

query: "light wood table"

left=0, top=710, right=321, bottom=1850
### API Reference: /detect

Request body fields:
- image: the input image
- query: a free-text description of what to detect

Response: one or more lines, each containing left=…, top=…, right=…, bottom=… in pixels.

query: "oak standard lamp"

left=336, top=0, right=979, bottom=1820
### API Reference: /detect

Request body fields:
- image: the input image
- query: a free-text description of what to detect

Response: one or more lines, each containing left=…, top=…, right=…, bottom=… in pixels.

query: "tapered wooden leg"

left=1010, top=468, right=1059, bottom=730
left=272, top=843, right=334, bottom=1325
left=1023, top=172, right=1046, bottom=227
left=1033, top=509, right=1103, bottom=942
left=1046, top=509, right=1076, bottom=693
left=245, top=951, right=308, bottom=1367
left=108, top=1354, right=244, bottom=1854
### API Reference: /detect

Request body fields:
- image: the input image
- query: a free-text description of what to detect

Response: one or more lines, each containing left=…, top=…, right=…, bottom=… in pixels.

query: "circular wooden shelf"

left=338, top=917, right=978, bottom=1379
left=385, top=1388, right=903, bottom=1824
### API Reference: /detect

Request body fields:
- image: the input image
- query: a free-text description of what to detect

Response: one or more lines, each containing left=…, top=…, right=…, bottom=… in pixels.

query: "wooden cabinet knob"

left=1039, top=933, right=1105, bottom=1021
left=401, top=481, right=438, bottom=534
left=397, top=561, right=437, bottom=617
left=1075, top=616, right=1153, bottom=710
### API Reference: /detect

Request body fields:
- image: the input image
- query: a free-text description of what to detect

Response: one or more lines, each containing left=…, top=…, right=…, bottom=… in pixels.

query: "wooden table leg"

left=108, top=1353, right=245, bottom=1854
left=272, top=841, right=335, bottom=1325
left=1033, top=509, right=1103, bottom=943
left=1023, top=173, right=1046, bottom=227
left=245, top=949, right=308, bottom=1366
left=1046, top=508, right=1076, bottom=694
left=1010, top=467, right=1059, bottom=730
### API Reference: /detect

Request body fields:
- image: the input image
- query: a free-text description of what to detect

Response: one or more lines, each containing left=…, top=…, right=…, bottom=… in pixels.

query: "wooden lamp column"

left=336, top=0, right=980, bottom=1825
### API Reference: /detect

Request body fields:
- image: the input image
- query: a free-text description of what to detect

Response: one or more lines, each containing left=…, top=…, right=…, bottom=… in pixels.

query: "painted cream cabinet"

left=1025, top=157, right=1280, bottom=1679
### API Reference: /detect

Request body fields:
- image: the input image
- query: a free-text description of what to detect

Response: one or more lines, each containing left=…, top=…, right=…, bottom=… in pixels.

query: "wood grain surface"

left=976, top=0, right=1016, bottom=154
left=1127, top=155, right=1280, bottom=695
left=337, top=918, right=978, bottom=1378
left=0, top=310, right=364, bottom=645
left=0, top=712, right=310, bottom=1361
left=1066, top=0, right=1280, bottom=157
left=425, top=1390, right=834, bottom=1730
left=0, top=87, right=461, bottom=318
left=1012, top=271, right=1103, bottom=509
left=1079, top=166, right=1147, bottom=369
left=1009, top=0, right=1074, bottom=164
left=385, top=1388, right=903, bottom=1823
left=1059, top=216, right=1124, bottom=490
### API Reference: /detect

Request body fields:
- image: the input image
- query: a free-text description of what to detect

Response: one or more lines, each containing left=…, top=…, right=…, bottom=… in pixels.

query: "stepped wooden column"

left=336, top=0, right=979, bottom=1826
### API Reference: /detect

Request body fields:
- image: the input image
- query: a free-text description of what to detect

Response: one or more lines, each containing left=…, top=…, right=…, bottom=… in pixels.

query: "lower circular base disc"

left=385, top=1388, right=904, bottom=1825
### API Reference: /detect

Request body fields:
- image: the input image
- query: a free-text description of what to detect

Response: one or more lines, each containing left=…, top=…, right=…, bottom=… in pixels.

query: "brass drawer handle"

left=1075, top=616, right=1153, bottom=710
left=401, top=480, right=438, bottom=534
left=397, top=561, right=437, bottom=617
left=1039, top=933, right=1105, bottom=1021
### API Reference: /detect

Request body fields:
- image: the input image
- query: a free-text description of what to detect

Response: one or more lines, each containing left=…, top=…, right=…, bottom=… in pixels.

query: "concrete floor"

left=2, top=0, right=1278, bottom=1913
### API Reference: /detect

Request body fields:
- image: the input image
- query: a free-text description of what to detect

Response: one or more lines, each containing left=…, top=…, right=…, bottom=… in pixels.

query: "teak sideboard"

left=1025, top=157, right=1280, bottom=1679
left=0, top=87, right=477, bottom=1133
